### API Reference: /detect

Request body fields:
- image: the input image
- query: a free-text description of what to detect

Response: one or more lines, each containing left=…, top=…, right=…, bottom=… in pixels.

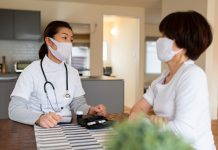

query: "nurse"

left=9, top=21, right=107, bottom=128
left=129, top=11, right=215, bottom=149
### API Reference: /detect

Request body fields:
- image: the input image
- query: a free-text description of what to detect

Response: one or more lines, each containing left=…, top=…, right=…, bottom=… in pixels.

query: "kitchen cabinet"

left=0, top=78, right=17, bottom=119
left=0, top=9, right=41, bottom=40
left=14, top=10, right=41, bottom=40
left=0, top=9, right=13, bottom=40
left=81, top=76, right=124, bottom=113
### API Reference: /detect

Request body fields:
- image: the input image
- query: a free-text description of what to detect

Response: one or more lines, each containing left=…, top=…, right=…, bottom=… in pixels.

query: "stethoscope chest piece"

left=64, top=92, right=71, bottom=100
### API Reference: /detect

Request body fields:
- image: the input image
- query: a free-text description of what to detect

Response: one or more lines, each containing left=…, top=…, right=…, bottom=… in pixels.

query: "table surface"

left=0, top=113, right=129, bottom=150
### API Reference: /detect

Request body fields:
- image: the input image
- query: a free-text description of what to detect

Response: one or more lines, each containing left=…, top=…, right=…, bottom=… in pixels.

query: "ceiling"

left=46, top=0, right=162, bottom=24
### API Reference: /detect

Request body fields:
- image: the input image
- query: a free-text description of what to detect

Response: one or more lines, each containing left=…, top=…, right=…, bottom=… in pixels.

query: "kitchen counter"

left=0, top=73, right=121, bottom=81
left=0, top=73, right=19, bottom=81
left=81, top=76, right=124, bottom=113
left=81, top=75, right=122, bottom=80
left=0, top=74, right=124, bottom=119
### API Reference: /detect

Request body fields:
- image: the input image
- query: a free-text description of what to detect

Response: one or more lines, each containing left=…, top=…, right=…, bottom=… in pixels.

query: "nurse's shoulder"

left=19, top=60, right=42, bottom=78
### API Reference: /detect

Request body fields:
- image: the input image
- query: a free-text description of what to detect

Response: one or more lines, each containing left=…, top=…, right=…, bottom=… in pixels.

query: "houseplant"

left=106, top=117, right=193, bottom=150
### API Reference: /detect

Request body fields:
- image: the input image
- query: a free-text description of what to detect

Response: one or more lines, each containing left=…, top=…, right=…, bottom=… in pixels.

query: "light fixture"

left=110, top=27, right=118, bottom=36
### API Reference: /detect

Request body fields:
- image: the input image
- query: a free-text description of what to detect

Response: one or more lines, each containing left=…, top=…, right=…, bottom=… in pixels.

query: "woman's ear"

left=45, top=37, right=52, bottom=46
left=45, top=37, right=57, bottom=50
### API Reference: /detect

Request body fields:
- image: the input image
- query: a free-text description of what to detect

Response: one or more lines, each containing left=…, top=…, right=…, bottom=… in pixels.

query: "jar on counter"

left=0, top=63, right=2, bottom=73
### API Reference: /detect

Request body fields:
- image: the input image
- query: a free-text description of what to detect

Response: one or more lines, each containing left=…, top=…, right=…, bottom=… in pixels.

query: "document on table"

left=34, top=124, right=114, bottom=150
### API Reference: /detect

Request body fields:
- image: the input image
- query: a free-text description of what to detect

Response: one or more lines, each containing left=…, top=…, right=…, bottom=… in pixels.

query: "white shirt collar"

left=184, top=59, right=194, bottom=64
left=160, top=59, right=195, bottom=83
left=42, top=55, right=65, bottom=72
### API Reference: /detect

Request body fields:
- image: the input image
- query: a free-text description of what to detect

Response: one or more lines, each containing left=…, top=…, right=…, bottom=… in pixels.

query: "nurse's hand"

left=35, top=112, right=62, bottom=128
left=88, top=104, right=108, bottom=117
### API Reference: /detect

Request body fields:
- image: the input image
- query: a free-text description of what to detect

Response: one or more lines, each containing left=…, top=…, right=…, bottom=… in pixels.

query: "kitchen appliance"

left=103, top=66, right=112, bottom=76
left=14, top=61, right=31, bottom=72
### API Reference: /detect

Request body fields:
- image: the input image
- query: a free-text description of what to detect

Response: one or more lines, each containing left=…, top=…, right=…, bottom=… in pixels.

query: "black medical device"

left=77, top=115, right=114, bottom=129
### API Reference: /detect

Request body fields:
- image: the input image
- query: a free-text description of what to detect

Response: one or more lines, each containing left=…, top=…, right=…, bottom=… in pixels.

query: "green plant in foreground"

left=106, top=118, right=193, bottom=150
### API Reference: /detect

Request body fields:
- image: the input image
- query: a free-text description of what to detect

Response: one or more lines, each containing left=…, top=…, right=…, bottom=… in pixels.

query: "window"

left=70, top=46, right=90, bottom=72
left=69, top=23, right=91, bottom=75
left=145, top=37, right=161, bottom=74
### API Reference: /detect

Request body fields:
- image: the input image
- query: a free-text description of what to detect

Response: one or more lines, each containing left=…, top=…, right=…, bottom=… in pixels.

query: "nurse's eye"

left=62, top=36, right=68, bottom=40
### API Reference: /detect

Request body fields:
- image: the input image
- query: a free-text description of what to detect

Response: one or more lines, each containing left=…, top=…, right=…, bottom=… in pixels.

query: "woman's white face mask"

left=156, top=37, right=182, bottom=62
left=47, top=38, right=72, bottom=62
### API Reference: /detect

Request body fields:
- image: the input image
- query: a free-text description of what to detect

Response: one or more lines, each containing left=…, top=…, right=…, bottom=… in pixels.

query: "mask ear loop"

left=174, top=49, right=183, bottom=55
left=48, top=37, right=58, bottom=49
left=172, top=40, right=183, bottom=55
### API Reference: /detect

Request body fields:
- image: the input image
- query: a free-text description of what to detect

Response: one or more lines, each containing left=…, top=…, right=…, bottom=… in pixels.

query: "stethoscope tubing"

left=40, top=57, right=69, bottom=112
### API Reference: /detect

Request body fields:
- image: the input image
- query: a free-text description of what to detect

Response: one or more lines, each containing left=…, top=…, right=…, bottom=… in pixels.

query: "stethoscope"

left=40, top=58, right=71, bottom=112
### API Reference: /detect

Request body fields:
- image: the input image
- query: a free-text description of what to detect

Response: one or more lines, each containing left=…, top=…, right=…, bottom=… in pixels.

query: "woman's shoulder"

left=182, top=62, right=206, bottom=78
left=19, top=60, right=41, bottom=76
left=178, top=62, right=207, bottom=85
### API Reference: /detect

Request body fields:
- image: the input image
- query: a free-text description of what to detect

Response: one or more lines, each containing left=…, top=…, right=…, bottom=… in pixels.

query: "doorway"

left=103, top=15, right=140, bottom=109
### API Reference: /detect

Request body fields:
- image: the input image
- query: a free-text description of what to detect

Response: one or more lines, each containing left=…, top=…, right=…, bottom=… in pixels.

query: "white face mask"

left=156, top=37, right=182, bottom=62
left=47, top=38, right=72, bottom=61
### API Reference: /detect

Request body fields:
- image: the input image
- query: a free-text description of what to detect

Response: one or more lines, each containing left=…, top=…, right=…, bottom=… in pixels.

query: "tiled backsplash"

left=0, top=40, right=42, bottom=73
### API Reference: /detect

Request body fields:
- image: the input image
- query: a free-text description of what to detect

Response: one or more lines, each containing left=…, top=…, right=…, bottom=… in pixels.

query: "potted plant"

left=106, top=117, right=193, bottom=150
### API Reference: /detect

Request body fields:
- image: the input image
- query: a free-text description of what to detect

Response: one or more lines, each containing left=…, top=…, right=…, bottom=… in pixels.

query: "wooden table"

left=0, top=119, right=36, bottom=149
left=0, top=113, right=129, bottom=150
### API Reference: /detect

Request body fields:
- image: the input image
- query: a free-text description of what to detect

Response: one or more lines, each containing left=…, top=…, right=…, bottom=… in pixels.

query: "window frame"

left=145, top=36, right=161, bottom=75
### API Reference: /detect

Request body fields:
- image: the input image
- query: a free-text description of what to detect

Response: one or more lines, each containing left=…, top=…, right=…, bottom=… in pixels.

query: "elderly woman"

left=129, top=11, right=215, bottom=150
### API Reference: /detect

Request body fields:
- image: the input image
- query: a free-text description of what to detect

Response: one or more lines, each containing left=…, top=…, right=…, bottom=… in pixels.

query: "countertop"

left=0, top=73, right=122, bottom=81
left=81, top=75, right=123, bottom=81
left=0, top=73, right=19, bottom=81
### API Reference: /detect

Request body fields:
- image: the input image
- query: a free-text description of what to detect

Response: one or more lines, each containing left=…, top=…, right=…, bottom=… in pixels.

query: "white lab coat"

left=143, top=60, right=215, bottom=150
left=10, top=55, right=89, bottom=123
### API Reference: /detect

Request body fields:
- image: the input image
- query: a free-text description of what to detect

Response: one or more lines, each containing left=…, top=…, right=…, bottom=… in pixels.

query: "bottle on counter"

left=0, top=63, right=2, bottom=73
left=2, top=56, right=7, bottom=74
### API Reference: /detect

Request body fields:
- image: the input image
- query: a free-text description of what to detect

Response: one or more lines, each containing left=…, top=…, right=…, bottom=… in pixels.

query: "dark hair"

left=39, top=21, right=72, bottom=59
left=159, top=11, right=213, bottom=60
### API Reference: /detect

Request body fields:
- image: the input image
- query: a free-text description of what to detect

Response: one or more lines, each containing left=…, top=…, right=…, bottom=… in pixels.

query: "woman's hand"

left=88, top=104, right=108, bottom=117
left=35, top=112, right=62, bottom=128
left=148, top=115, right=168, bottom=126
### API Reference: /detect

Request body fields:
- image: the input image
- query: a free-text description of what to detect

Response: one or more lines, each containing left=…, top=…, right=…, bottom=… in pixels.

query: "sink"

left=0, top=74, right=18, bottom=80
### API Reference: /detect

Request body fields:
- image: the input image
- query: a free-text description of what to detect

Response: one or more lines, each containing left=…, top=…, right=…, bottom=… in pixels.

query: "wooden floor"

left=124, top=106, right=218, bottom=148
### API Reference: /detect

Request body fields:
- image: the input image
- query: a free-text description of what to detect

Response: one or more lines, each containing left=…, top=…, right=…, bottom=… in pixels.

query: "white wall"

left=215, top=0, right=218, bottom=119
left=0, top=0, right=145, bottom=103
left=206, top=0, right=218, bottom=119
left=145, top=24, right=160, bottom=37
left=103, top=21, right=113, bottom=67
left=105, top=17, right=140, bottom=107
left=162, top=0, right=218, bottom=119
